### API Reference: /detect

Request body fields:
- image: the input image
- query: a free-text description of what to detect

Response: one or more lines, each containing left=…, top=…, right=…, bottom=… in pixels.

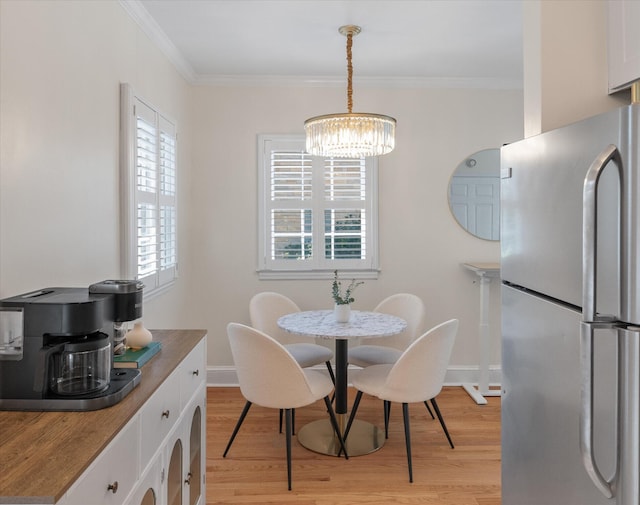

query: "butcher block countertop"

left=0, top=329, right=207, bottom=504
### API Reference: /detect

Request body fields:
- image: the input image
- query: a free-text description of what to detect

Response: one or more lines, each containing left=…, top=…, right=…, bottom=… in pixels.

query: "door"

left=187, top=405, right=202, bottom=505
left=502, top=285, right=616, bottom=505
left=449, top=175, right=500, bottom=240
left=501, top=107, right=625, bottom=313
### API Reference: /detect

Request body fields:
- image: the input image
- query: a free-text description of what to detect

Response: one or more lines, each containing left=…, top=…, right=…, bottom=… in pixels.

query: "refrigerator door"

left=502, top=285, right=616, bottom=505
left=500, top=106, right=635, bottom=316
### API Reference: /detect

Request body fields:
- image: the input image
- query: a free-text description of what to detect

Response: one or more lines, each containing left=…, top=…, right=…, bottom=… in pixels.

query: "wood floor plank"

left=207, top=386, right=501, bottom=504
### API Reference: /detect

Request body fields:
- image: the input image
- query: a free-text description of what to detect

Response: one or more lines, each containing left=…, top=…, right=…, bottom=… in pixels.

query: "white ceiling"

left=126, top=0, right=523, bottom=88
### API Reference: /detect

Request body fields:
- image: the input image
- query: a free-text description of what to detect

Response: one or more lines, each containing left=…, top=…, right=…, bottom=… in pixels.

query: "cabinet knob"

left=161, top=409, right=170, bottom=419
left=107, top=481, right=119, bottom=494
left=185, top=472, right=192, bottom=485
left=192, top=369, right=199, bottom=376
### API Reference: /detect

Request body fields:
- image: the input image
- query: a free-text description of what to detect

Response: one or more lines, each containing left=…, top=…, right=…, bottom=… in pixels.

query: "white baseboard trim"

left=206, top=364, right=502, bottom=388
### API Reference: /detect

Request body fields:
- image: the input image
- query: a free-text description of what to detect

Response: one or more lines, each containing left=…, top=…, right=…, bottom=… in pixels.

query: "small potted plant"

left=332, top=270, right=364, bottom=322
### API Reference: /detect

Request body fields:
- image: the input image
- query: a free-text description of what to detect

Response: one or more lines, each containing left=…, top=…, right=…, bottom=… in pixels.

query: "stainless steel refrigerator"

left=501, top=103, right=640, bottom=504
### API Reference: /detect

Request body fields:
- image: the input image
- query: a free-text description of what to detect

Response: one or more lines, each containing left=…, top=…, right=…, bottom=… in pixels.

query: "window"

left=258, top=134, right=378, bottom=279
left=120, top=83, right=178, bottom=297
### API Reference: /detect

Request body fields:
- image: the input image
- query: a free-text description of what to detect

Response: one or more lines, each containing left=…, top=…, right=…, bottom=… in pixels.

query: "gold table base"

left=297, top=418, right=384, bottom=457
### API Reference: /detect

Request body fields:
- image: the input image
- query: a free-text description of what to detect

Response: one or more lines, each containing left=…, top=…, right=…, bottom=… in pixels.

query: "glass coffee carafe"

left=50, top=333, right=111, bottom=396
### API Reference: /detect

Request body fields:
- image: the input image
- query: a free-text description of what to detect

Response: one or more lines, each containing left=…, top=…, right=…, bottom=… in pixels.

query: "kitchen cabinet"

left=608, top=0, right=640, bottom=93
left=0, top=330, right=207, bottom=505
left=65, top=337, right=206, bottom=505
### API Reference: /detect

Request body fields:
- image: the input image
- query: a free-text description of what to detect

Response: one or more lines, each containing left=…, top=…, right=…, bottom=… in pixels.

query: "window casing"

left=120, top=83, right=178, bottom=297
left=258, top=134, right=378, bottom=279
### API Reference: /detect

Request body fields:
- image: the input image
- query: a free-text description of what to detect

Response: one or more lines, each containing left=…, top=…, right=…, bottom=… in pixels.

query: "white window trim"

left=120, top=83, right=178, bottom=299
left=257, top=134, right=379, bottom=280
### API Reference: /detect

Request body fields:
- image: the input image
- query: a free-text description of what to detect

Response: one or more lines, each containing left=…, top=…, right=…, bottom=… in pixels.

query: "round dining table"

left=277, top=309, right=406, bottom=456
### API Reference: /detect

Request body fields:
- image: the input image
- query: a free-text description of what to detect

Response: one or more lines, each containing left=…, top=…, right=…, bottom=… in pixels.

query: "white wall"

left=523, top=0, right=629, bottom=135
left=190, top=85, right=523, bottom=370
left=0, top=1, right=194, bottom=325
left=0, top=0, right=523, bottom=379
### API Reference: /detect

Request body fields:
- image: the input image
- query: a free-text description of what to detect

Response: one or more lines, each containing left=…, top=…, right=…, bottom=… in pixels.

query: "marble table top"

left=278, top=310, right=407, bottom=340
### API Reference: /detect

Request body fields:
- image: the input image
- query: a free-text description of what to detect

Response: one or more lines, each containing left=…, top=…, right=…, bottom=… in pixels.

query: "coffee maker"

left=0, top=280, right=144, bottom=411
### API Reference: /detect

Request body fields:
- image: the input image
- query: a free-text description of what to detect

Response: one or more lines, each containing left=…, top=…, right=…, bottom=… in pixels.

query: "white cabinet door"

left=184, top=388, right=206, bottom=505
left=608, top=0, right=640, bottom=92
left=125, top=455, right=162, bottom=505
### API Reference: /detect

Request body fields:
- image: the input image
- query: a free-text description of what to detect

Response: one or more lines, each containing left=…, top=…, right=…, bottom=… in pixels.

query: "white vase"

left=126, top=322, right=153, bottom=350
left=334, top=303, right=351, bottom=323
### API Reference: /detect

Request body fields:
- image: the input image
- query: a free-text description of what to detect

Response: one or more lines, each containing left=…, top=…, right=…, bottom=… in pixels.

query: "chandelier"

left=304, top=25, right=396, bottom=158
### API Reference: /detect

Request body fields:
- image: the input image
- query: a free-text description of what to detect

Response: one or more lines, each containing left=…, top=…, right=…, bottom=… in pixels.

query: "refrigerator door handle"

left=582, top=143, right=623, bottom=322
left=580, top=321, right=616, bottom=499
left=581, top=144, right=623, bottom=499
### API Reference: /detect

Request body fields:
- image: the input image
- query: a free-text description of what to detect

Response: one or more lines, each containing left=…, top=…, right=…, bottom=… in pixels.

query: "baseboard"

left=206, top=364, right=502, bottom=388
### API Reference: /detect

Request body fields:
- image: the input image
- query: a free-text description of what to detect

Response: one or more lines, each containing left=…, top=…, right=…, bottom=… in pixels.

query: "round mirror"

left=448, top=148, right=500, bottom=241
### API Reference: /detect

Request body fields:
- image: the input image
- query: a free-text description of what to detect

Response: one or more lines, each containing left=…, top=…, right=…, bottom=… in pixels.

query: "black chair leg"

left=325, top=361, right=336, bottom=384
left=402, top=402, right=413, bottom=483
left=285, top=408, right=293, bottom=490
left=324, top=395, right=349, bottom=459
left=430, top=398, right=454, bottom=449
left=279, top=408, right=296, bottom=434
left=223, top=400, right=252, bottom=457
left=343, top=390, right=363, bottom=442
left=384, top=400, right=391, bottom=439
left=423, top=400, right=435, bottom=419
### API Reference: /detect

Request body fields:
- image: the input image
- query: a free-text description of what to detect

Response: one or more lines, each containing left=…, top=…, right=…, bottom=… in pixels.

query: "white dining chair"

left=347, top=293, right=430, bottom=419
left=222, top=323, right=348, bottom=490
left=348, top=293, right=426, bottom=368
left=250, top=292, right=336, bottom=432
left=344, top=319, right=458, bottom=482
left=250, top=292, right=335, bottom=379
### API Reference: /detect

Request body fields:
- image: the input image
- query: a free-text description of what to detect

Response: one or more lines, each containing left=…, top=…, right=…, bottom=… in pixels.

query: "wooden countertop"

left=0, top=329, right=207, bottom=504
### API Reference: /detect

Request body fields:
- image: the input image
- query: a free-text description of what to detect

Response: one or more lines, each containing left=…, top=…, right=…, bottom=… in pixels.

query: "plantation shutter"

left=121, top=83, right=178, bottom=296
left=258, top=135, right=377, bottom=277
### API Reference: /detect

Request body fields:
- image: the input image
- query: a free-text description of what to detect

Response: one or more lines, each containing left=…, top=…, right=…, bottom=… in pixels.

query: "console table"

left=0, top=329, right=207, bottom=505
left=462, top=262, right=500, bottom=405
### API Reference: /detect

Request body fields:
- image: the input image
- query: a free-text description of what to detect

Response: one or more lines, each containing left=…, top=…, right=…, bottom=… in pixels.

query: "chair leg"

left=430, top=398, right=454, bottom=449
left=279, top=408, right=296, bottom=435
left=285, top=408, right=293, bottom=491
left=423, top=400, right=435, bottom=419
left=343, top=390, right=363, bottom=442
left=223, top=400, right=252, bottom=457
left=325, top=361, right=336, bottom=384
left=327, top=361, right=337, bottom=404
left=384, top=400, right=391, bottom=439
left=402, top=402, right=413, bottom=483
left=324, top=396, right=349, bottom=459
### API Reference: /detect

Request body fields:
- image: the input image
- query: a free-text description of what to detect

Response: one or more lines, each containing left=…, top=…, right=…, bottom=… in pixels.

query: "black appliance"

left=0, top=280, right=144, bottom=411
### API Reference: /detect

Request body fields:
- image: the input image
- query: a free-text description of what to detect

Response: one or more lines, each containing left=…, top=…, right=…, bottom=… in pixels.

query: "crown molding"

left=192, top=74, right=523, bottom=90
left=119, top=0, right=197, bottom=83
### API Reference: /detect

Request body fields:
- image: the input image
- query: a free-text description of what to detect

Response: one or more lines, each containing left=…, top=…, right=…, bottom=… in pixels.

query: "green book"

left=113, top=341, right=162, bottom=369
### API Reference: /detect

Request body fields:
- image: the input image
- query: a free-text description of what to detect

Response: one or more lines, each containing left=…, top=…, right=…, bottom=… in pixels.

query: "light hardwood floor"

left=206, top=386, right=500, bottom=504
